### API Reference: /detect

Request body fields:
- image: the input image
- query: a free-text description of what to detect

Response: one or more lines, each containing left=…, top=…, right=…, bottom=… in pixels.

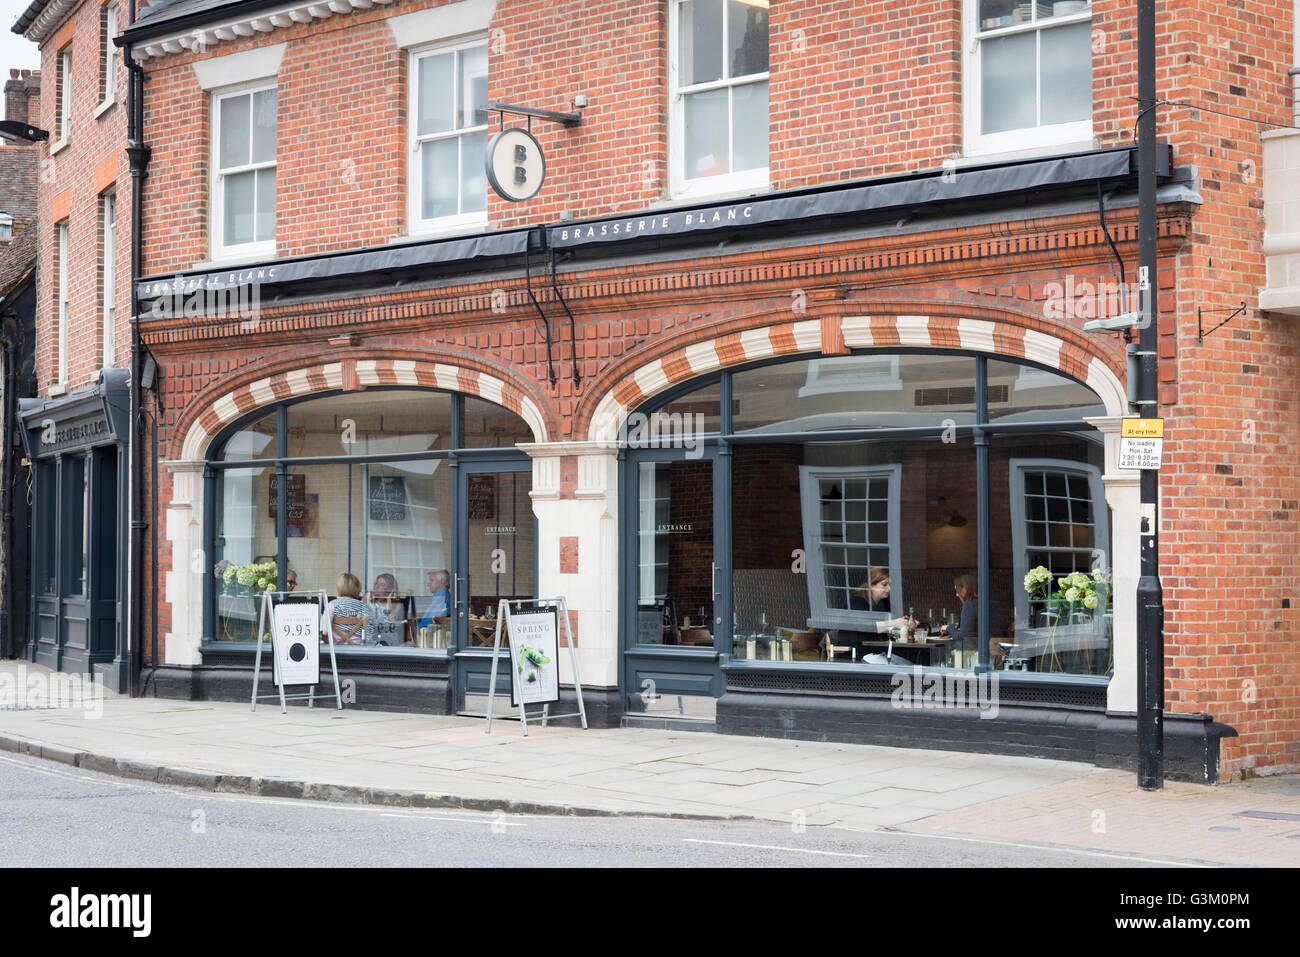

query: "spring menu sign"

left=509, top=608, right=560, bottom=707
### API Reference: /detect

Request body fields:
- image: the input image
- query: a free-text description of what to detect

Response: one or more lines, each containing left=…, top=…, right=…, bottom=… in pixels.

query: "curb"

left=0, top=732, right=749, bottom=823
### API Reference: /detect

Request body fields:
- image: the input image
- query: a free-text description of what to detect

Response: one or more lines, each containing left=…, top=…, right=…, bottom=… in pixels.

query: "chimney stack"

left=3, top=69, right=40, bottom=130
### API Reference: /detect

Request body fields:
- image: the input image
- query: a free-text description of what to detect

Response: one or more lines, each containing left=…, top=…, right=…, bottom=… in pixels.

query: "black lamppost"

left=1136, top=0, right=1165, bottom=791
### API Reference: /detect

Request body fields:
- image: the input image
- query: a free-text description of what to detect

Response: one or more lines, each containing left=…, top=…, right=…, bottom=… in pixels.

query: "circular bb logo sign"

left=485, top=127, right=546, bottom=202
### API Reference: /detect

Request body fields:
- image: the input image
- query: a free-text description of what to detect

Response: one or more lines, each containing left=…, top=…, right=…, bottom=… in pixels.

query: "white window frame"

left=1008, top=457, right=1110, bottom=646
left=407, top=37, right=490, bottom=236
left=57, top=222, right=69, bottom=385
left=668, top=0, right=770, bottom=200
left=55, top=49, right=73, bottom=149
left=0, top=213, right=12, bottom=240
left=799, top=464, right=902, bottom=631
left=98, top=4, right=118, bottom=113
left=211, top=81, right=277, bottom=261
left=102, top=194, right=115, bottom=368
left=962, top=0, right=1093, bottom=157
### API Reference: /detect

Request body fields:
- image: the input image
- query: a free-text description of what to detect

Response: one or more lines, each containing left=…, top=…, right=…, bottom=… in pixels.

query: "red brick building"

left=13, top=0, right=133, bottom=689
left=17, top=0, right=1300, bottom=782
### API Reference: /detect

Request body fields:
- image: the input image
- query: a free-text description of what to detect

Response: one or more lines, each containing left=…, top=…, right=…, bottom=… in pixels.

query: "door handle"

left=454, top=574, right=465, bottom=619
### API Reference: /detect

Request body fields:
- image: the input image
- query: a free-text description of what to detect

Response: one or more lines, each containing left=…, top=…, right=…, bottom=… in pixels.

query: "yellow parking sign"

left=1121, top=418, right=1164, bottom=438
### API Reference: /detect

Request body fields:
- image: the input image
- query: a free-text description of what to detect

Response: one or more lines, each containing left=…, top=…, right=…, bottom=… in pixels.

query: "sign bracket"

left=486, top=102, right=583, bottom=128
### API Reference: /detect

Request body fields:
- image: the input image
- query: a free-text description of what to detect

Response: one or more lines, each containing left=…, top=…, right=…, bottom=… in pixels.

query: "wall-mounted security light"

left=1082, top=312, right=1143, bottom=333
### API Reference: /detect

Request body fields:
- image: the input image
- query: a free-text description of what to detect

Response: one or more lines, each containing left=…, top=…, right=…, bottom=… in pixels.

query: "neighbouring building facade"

left=0, top=69, right=42, bottom=661
left=13, top=0, right=133, bottom=690
left=13, top=0, right=1298, bottom=782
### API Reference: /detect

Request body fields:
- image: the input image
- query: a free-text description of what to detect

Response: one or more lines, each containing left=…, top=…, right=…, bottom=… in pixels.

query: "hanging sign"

left=508, top=607, right=560, bottom=706
left=273, top=600, right=320, bottom=686
left=485, top=127, right=546, bottom=202
left=1119, top=417, right=1165, bottom=470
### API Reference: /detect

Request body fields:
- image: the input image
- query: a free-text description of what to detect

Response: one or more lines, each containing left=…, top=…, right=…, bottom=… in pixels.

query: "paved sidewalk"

left=1, top=662, right=1297, bottom=865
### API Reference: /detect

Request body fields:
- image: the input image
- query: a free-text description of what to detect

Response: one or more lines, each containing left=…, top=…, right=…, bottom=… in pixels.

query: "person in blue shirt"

left=417, top=569, right=451, bottom=628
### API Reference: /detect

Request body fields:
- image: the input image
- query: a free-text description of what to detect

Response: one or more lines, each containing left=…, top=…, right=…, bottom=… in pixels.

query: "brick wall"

left=34, top=0, right=130, bottom=393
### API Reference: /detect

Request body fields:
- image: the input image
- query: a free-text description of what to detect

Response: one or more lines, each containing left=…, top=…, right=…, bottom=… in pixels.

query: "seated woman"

left=940, top=573, right=1006, bottom=652
left=831, top=566, right=916, bottom=657
left=325, top=572, right=370, bottom=645
left=368, top=572, right=407, bottom=646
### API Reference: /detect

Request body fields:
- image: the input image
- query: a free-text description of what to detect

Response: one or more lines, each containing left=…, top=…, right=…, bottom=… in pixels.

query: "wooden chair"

left=330, top=614, right=368, bottom=646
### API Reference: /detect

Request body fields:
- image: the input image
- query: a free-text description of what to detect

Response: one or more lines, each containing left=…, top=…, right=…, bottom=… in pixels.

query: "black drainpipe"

left=124, top=0, right=151, bottom=697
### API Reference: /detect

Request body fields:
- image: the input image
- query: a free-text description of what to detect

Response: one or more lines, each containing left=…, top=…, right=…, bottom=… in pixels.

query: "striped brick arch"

left=180, top=358, right=548, bottom=461
left=587, top=314, right=1127, bottom=442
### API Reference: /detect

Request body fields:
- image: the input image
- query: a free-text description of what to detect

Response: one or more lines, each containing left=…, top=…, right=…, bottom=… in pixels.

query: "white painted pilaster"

left=1086, top=416, right=1140, bottom=713
left=521, top=441, right=621, bottom=690
left=162, top=459, right=208, bottom=666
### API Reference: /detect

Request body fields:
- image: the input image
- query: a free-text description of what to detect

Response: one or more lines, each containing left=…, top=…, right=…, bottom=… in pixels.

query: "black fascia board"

left=135, top=225, right=537, bottom=308
left=11, top=0, right=51, bottom=35
left=135, top=144, right=1168, bottom=312
left=116, top=0, right=293, bottom=44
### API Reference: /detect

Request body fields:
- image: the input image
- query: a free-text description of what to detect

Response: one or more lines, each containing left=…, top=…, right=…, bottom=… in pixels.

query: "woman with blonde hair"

left=325, top=572, right=370, bottom=645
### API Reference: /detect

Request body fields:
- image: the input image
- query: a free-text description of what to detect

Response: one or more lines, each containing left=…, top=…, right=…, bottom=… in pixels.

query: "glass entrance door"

left=453, top=462, right=535, bottom=711
left=622, top=449, right=727, bottom=713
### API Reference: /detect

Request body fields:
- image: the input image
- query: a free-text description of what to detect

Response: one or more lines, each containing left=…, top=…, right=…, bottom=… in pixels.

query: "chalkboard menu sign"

left=268, top=474, right=306, bottom=520
left=369, top=475, right=408, bottom=521
left=468, top=474, right=497, bottom=521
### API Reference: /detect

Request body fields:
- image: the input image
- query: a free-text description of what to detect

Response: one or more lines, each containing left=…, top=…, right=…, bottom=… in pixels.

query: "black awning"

left=135, top=144, right=1168, bottom=313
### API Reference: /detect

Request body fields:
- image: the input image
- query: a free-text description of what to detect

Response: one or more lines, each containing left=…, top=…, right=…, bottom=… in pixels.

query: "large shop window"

left=964, top=0, right=1093, bottom=155
left=632, top=351, right=1113, bottom=677
left=410, top=39, right=489, bottom=232
left=213, top=84, right=277, bottom=258
left=670, top=0, right=770, bottom=198
left=207, top=388, right=534, bottom=651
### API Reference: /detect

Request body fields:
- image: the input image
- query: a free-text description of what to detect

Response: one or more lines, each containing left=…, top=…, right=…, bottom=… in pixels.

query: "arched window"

left=206, top=388, right=533, bottom=651
left=622, top=350, right=1112, bottom=696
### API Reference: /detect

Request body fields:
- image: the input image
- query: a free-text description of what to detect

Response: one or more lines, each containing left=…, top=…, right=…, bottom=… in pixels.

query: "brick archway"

left=177, top=357, right=549, bottom=461
left=585, top=310, right=1127, bottom=441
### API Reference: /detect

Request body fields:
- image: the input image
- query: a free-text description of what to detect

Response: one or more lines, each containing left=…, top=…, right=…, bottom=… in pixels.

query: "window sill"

left=405, top=217, right=489, bottom=241
left=48, top=381, right=68, bottom=397
left=202, top=247, right=277, bottom=269
left=958, top=139, right=1098, bottom=166
left=668, top=172, right=771, bottom=206
left=94, top=97, right=117, bottom=120
left=50, top=137, right=69, bottom=156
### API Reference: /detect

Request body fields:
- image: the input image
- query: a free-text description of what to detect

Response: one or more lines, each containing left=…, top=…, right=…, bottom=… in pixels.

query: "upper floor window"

left=102, top=193, right=116, bottom=368
left=56, top=48, right=72, bottom=144
left=100, top=3, right=119, bottom=109
left=212, top=84, right=277, bottom=259
left=0, top=213, right=12, bottom=241
left=965, top=0, right=1093, bottom=155
left=409, top=39, right=488, bottom=232
left=57, top=222, right=69, bottom=384
left=669, top=0, right=770, bottom=198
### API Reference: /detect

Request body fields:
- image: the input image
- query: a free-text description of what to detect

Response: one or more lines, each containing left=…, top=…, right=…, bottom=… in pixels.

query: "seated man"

left=417, top=569, right=452, bottom=628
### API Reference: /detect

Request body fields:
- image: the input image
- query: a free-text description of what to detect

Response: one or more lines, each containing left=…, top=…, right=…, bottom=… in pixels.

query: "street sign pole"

left=1136, top=0, right=1165, bottom=790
